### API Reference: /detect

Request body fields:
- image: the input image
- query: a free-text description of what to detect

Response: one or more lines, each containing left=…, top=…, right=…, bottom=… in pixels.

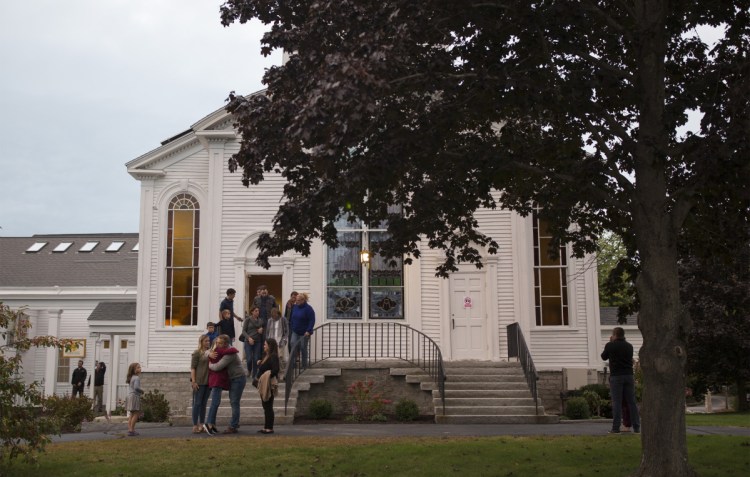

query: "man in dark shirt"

left=252, top=285, right=278, bottom=323
left=71, top=360, right=87, bottom=398
left=218, top=288, right=244, bottom=343
left=93, top=362, right=106, bottom=412
left=601, top=327, right=641, bottom=434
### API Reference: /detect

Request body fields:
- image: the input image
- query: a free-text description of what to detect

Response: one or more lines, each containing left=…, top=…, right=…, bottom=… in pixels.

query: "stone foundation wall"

left=140, top=372, right=192, bottom=417
left=296, top=368, right=435, bottom=418
left=537, top=370, right=564, bottom=415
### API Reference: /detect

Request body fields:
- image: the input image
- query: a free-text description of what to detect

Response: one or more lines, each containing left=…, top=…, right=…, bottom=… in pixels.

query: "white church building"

left=1, top=95, right=643, bottom=419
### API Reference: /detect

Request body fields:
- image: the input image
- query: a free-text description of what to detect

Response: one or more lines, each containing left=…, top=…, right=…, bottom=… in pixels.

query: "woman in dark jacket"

left=256, top=338, right=280, bottom=434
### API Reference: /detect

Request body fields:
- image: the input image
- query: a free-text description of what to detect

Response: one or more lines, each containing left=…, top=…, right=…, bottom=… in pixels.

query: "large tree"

left=219, top=1, right=749, bottom=475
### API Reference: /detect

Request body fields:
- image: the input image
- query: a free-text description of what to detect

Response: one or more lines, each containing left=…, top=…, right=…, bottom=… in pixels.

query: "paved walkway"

left=51, top=420, right=750, bottom=443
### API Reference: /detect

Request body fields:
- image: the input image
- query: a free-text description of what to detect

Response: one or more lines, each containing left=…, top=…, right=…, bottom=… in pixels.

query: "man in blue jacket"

left=289, top=292, right=315, bottom=370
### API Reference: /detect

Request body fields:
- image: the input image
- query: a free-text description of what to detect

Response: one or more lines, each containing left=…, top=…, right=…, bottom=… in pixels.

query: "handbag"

left=239, top=334, right=245, bottom=342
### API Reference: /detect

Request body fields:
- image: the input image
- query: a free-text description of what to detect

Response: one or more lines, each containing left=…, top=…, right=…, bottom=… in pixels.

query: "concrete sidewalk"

left=51, top=420, right=750, bottom=443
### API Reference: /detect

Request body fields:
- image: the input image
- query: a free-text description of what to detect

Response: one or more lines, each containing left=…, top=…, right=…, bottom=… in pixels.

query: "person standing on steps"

left=289, top=292, right=315, bottom=370
left=218, top=288, right=244, bottom=344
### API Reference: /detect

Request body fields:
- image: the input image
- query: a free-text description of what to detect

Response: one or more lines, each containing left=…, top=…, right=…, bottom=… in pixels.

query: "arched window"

left=165, top=193, right=200, bottom=327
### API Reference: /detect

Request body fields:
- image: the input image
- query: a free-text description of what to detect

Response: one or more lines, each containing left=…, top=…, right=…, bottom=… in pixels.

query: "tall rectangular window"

left=533, top=211, right=569, bottom=326
left=326, top=207, right=404, bottom=320
left=56, top=349, right=70, bottom=383
left=165, top=193, right=200, bottom=327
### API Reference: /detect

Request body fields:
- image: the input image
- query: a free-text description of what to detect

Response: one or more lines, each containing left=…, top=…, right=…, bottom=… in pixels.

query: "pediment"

left=126, top=89, right=266, bottom=179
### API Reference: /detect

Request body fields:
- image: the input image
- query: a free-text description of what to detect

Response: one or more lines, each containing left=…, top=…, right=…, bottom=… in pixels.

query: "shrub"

left=141, top=390, right=170, bottom=422
left=579, top=383, right=610, bottom=400
left=565, top=397, right=591, bottom=420
left=43, top=395, right=94, bottom=432
left=308, top=399, right=334, bottom=420
left=1, top=303, right=75, bottom=467
left=582, top=390, right=603, bottom=417
left=345, top=380, right=392, bottom=421
left=394, top=399, right=420, bottom=421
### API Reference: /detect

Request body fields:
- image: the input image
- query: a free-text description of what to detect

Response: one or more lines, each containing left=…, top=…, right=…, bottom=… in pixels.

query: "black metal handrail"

left=507, top=323, right=540, bottom=415
left=284, top=322, right=446, bottom=415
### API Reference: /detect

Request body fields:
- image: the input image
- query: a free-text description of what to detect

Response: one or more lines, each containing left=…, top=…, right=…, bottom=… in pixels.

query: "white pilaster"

left=135, top=180, right=155, bottom=367
left=43, top=310, right=60, bottom=396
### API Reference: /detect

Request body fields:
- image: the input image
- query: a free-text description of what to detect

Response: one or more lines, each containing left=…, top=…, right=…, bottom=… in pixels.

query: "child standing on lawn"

left=126, top=362, right=144, bottom=436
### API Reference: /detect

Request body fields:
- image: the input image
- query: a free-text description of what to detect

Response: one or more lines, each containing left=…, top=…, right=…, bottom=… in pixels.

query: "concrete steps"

left=434, top=361, right=559, bottom=424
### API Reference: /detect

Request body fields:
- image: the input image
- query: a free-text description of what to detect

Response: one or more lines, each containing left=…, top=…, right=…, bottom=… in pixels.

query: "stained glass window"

left=165, top=193, right=200, bottom=327
left=326, top=207, right=404, bottom=320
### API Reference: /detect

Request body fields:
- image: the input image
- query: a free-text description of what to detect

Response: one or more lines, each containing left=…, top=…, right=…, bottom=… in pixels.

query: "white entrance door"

left=450, top=272, right=486, bottom=359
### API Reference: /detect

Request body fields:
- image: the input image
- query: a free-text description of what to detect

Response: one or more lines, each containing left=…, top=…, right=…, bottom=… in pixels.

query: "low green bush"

left=394, top=399, right=420, bottom=421
left=565, top=397, right=591, bottom=420
left=43, top=395, right=94, bottom=432
left=141, top=390, right=170, bottom=422
left=308, top=399, right=334, bottom=420
left=579, top=383, right=610, bottom=400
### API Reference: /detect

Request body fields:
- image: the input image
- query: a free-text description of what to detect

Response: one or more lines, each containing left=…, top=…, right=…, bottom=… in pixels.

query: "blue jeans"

left=244, top=339, right=263, bottom=378
left=191, top=384, right=210, bottom=426
left=610, top=374, right=640, bottom=432
left=290, top=332, right=310, bottom=370
left=206, top=387, right=223, bottom=426
left=228, top=375, right=247, bottom=429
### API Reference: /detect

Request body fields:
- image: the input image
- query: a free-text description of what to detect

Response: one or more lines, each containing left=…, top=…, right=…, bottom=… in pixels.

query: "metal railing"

left=506, top=323, right=540, bottom=415
left=284, top=322, right=446, bottom=415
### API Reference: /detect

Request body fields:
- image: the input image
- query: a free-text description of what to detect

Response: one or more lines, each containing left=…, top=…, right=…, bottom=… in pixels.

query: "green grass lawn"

left=6, top=435, right=749, bottom=477
left=686, top=411, right=750, bottom=427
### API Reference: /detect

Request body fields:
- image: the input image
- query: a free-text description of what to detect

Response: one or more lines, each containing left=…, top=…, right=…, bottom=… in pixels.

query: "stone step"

left=436, top=397, right=536, bottom=407
left=442, top=367, right=524, bottom=376
left=443, top=374, right=527, bottom=383
left=442, top=361, right=522, bottom=368
left=440, top=405, right=540, bottom=415
left=436, top=389, right=532, bottom=398
left=443, top=382, right=530, bottom=390
left=435, top=414, right=559, bottom=424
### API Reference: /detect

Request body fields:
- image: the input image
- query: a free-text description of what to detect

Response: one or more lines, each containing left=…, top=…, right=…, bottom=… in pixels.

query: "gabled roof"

left=88, top=302, right=136, bottom=321
left=600, top=306, right=637, bottom=326
left=0, top=234, right=138, bottom=287
left=125, top=89, right=267, bottom=178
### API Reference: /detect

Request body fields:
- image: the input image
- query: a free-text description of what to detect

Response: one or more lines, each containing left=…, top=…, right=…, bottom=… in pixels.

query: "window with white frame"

left=326, top=207, right=404, bottom=320
left=164, top=193, right=200, bottom=327
left=532, top=210, right=569, bottom=326
left=56, top=348, right=70, bottom=383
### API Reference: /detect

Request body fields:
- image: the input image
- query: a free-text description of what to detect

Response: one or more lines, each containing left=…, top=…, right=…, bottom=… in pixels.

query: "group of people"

left=190, top=286, right=316, bottom=435
left=71, top=356, right=143, bottom=437
left=70, top=360, right=107, bottom=413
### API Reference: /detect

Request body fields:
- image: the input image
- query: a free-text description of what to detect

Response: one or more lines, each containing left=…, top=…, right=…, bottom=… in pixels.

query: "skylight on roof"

left=79, top=241, right=99, bottom=252
left=53, top=242, right=73, bottom=252
left=131, top=243, right=139, bottom=252
left=106, top=241, right=125, bottom=252
left=26, top=242, right=48, bottom=253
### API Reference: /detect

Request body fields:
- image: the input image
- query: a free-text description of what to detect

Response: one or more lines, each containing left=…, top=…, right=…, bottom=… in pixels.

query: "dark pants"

left=610, top=374, right=640, bottom=432
left=262, top=396, right=275, bottom=430
left=244, top=340, right=263, bottom=378
left=72, top=384, right=84, bottom=398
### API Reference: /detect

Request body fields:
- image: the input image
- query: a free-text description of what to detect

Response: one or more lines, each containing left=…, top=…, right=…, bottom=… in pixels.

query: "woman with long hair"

left=241, top=306, right=264, bottom=379
left=256, top=338, right=280, bottom=434
left=190, top=334, right=211, bottom=433
left=125, top=362, right=143, bottom=436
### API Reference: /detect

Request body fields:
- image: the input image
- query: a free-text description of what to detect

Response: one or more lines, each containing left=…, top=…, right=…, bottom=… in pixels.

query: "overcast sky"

left=0, top=1, right=280, bottom=237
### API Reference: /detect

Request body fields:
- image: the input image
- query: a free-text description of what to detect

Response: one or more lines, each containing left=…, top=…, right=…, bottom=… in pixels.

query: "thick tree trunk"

left=630, top=2, right=696, bottom=475
left=633, top=237, right=696, bottom=477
